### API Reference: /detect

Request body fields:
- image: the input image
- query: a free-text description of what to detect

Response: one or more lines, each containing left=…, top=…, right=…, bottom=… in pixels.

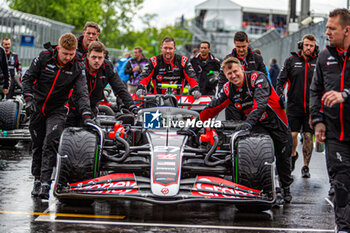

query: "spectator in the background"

left=125, top=47, right=148, bottom=94
left=0, top=45, right=9, bottom=99
left=2, top=37, right=22, bottom=99
left=254, top=48, right=271, bottom=84
left=117, top=51, right=131, bottom=86
left=269, top=58, right=279, bottom=89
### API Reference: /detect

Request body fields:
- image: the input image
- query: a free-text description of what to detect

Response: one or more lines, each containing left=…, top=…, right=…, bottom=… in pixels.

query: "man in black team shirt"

left=310, top=8, right=350, bottom=232
left=190, top=41, right=221, bottom=95
left=218, top=31, right=267, bottom=120
left=0, top=46, right=9, bottom=99
left=22, top=33, right=91, bottom=199
left=66, top=41, right=137, bottom=127
left=201, top=57, right=293, bottom=203
left=276, top=34, right=318, bottom=178
left=2, top=37, right=22, bottom=99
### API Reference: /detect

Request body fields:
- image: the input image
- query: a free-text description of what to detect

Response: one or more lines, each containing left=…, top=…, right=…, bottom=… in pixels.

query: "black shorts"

left=287, top=114, right=313, bottom=133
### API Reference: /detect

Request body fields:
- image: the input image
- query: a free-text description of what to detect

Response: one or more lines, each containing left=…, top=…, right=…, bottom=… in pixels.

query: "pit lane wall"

left=250, top=20, right=327, bottom=67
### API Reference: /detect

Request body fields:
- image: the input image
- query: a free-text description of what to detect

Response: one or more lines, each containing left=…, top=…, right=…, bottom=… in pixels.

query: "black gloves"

left=236, top=122, right=252, bottom=131
left=136, top=89, right=146, bottom=98
left=279, top=94, right=285, bottom=109
left=82, top=114, right=95, bottom=126
left=25, top=98, right=36, bottom=116
left=129, top=105, right=139, bottom=115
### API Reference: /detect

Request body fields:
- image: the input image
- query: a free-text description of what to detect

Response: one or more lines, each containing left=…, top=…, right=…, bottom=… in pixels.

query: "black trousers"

left=326, top=139, right=350, bottom=231
left=29, top=107, right=67, bottom=183
left=269, top=127, right=293, bottom=188
left=6, top=77, right=17, bottom=99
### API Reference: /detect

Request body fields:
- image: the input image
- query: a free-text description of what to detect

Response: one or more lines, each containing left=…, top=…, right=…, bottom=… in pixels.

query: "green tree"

left=7, top=0, right=143, bottom=36
left=7, top=0, right=103, bottom=31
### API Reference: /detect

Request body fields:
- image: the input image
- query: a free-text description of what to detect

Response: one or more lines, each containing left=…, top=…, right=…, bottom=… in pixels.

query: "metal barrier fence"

left=0, top=7, right=75, bottom=66
left=250, top=20, right=328, bottom=67
left=0, top=7, right=125, bottom=67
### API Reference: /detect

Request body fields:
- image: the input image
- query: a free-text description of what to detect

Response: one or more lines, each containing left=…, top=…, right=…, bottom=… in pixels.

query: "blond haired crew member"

left=201, top=57, right=293, bottom=203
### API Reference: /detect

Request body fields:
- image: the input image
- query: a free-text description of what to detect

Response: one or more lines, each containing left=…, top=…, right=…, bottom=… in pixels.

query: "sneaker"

left=301, top=166, right=311, bottom=178
left=283, top=187, right=292, bottom=203
left=31, top=180, right=41, bottom=197
left=274, top=187, right=284, bottom=206
left=291, top=152, right=299, bottom=171
left=329, top=184, right=335, bottom=196
left=39, top=183, right=50, bottom=200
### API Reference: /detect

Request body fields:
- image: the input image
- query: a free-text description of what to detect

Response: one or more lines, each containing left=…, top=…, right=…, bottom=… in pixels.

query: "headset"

left=297, top=40, right=319, bottom=53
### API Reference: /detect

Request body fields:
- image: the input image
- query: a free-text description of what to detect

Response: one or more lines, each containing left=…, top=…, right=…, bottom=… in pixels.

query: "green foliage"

left=7, top=0, right=192, bottom=57
left=7, top=0, right=103, bottom=31
left=120, top=26, right=192, bottom=57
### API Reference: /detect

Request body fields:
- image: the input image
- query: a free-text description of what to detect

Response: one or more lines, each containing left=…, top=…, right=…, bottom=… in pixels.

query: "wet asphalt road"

left=0, top=140, right=335, bottom=233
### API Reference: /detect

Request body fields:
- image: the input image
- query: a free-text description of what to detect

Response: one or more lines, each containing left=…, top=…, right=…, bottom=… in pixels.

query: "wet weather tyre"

left=98, top=105, right=115, bottom=116
left=235, top=135, right=274, bottom=212
left=56, top=127, right=98, bottom=205
left=0, top=101, right=19, bottom=130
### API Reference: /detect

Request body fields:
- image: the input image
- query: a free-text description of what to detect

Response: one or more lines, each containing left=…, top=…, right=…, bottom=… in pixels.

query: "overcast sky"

left=1, top=0, right=348, bottom=30
left=133, top=0, right=348, bottom=30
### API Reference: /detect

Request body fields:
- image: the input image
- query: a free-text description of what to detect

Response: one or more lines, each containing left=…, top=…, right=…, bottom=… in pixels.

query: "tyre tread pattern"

left=57, top=127, right=97, bottom=186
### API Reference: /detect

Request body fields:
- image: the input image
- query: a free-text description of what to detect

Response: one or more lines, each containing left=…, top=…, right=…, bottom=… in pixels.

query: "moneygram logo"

left=143, top=110, right=221, bottom=129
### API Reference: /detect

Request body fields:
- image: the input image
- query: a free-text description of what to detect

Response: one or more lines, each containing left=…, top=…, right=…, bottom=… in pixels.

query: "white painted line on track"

left=36, top=199, right=58, bottom=221
left=325, top=197, right=334, bottom=208
left=35, top=218, right=334, bottom=232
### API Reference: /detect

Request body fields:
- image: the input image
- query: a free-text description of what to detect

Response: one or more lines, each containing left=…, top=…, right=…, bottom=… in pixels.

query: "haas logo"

left=223, top=83, right=230, bottom=96
left=161, top=188, right=169, bottom=195
left=157, top=75, right=163, bottom=81
left=251, top=72, right=259, bottom=87
left=235, top=103, right=242, bottom=110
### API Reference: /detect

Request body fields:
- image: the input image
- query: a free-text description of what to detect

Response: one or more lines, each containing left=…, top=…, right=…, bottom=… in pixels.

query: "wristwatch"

left=341, top=89, right=349, bottom=100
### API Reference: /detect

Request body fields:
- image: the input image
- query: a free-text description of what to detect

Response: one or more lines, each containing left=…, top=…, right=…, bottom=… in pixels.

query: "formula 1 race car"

left=0, top=96, right=31, bottom=146
left=54, top=94, right=277, bottom=212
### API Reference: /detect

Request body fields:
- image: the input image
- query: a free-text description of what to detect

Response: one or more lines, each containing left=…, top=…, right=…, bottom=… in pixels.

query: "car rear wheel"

left=0, top=101, right=19, bottom=130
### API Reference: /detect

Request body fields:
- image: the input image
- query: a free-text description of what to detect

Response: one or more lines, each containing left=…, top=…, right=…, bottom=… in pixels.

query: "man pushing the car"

left=23, top=33, right=92, bottom=199
left=136, top=37, right=201, bottom=98
left=66, top=41, right=137, bottom=127
left=200, top=57, right=294, bottom=203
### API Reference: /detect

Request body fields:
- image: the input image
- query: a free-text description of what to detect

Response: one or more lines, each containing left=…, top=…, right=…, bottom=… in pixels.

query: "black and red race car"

left=54, top=93, right=277, bottom=212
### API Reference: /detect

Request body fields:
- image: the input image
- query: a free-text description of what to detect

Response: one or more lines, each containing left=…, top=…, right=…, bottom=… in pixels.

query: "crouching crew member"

left=200, top=57, right=293, bottom=203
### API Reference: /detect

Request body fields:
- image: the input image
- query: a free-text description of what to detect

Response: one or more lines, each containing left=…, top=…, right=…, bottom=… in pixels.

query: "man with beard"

left=310, top=8, right=350, bottom=232
left=136, top=37, right=201, bottom=99
left=276, top=34, right=318, bottom=178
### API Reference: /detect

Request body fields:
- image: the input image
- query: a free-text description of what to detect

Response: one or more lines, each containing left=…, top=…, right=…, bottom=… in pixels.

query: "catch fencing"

left=250, top=20, right=328, bottom=67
